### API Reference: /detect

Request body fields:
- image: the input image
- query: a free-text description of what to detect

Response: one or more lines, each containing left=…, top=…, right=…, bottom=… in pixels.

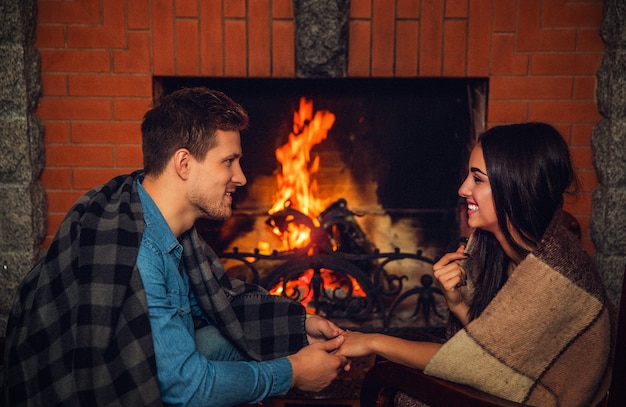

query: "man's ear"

left=174, top=148, right=191, bottom=179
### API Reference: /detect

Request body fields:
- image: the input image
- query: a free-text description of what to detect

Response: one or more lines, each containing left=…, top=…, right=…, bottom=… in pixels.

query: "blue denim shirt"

left=136, top=180, right=292, bottom=407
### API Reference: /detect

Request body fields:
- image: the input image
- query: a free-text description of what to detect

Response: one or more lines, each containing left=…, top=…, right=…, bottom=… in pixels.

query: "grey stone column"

left=293, top=0, right=350, bottom=78
left=592, top=0, right=626, bottom=304
left=0, top=0, right=45, bottom=333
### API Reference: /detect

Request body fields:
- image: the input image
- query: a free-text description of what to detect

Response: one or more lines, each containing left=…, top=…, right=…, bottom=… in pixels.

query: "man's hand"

left=305, top=314, right=344, bottom=344
left=287, top=336, right=350, bottom=392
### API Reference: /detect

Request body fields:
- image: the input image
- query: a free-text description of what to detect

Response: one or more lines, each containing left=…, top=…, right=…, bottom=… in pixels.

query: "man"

left=3, top=87, right=349, bottom=406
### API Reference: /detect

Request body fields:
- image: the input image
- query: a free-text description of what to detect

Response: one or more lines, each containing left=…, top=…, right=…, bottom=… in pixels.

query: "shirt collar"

left=136, top=178, right=180, bottom=254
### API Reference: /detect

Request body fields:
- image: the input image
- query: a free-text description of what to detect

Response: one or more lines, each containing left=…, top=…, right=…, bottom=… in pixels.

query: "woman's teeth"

left=468, top=204, right=478, bottom=211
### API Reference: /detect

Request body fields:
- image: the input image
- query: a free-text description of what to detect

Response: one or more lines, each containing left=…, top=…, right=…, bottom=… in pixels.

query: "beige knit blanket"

left=424, top=216, right=613, bottom=406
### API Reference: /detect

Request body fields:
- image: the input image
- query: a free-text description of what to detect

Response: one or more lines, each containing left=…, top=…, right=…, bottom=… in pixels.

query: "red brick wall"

left=36, top=0, right=604, bottom=252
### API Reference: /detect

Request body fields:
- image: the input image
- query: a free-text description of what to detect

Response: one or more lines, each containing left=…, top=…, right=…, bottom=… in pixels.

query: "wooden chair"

left=360, top=266, right=626, bottom=407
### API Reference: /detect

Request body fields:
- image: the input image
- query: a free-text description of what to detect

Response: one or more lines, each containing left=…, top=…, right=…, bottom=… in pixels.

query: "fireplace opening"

left=154, top=76, right=487, bottom=330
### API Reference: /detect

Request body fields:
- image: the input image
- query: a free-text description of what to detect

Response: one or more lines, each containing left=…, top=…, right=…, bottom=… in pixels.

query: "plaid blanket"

left=2, top=171, right=307, bottom=407
left=424, top=212, right=613, bottom=406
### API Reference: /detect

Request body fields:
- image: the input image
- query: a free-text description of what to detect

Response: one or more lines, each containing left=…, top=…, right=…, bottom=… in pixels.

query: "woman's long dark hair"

left=465, top=123, right=578, bottom=320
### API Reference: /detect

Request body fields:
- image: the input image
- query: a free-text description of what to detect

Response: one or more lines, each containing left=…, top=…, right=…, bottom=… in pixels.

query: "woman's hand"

left=336, top=331, right=442, bottom=370
left=335, top=330, right=375, bottom=358
left=433, top=244, right=470, bottom=324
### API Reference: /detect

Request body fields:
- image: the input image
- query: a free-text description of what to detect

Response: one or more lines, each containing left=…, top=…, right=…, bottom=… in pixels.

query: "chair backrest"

left=607, top=266, right=626, bottom=407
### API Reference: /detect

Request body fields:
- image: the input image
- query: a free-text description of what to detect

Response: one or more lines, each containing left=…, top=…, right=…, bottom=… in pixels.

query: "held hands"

left=305, top=314, right=344, bottom=344
left=336, top=330, right=441, bottom=370
left=287, top=335, right=350, bottom=392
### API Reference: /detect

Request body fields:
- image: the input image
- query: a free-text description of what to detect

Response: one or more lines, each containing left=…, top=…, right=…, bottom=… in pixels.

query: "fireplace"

left=11, top=0, right=605, bottom=404
left=155, top=76, right=487, bottom=332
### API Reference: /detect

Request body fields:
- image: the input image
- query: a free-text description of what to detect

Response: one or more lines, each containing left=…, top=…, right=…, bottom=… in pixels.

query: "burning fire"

left=269, top=268, right=364, bottom=314
left=267, top=97, right=335, bottom=250
left=261, top=97, right=367, bottom=314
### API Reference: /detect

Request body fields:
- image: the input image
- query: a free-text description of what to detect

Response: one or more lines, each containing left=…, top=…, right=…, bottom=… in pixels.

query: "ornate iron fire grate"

left=220, top=199, right=443, bottom=330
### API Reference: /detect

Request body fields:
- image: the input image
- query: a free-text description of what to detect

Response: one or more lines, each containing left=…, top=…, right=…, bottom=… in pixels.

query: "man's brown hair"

left=141, top=87, right=249, bottom=176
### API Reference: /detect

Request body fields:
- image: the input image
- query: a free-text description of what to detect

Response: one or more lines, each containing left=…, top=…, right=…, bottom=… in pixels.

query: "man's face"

left=187, top=129, right=247, bottom=220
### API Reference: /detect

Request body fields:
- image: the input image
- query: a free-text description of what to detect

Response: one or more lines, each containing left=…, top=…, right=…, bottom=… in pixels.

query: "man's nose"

left=233, top=165, right=247, bottom=186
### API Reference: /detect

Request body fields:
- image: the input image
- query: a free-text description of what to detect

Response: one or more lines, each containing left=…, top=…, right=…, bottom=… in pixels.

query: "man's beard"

left=199, top=205, right=231, bottom=221
left=193, top=196, right=232, bottom=221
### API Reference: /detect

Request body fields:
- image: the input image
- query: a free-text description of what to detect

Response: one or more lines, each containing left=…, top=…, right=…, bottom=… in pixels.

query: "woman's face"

left=458, top=145, right=500, bottom=235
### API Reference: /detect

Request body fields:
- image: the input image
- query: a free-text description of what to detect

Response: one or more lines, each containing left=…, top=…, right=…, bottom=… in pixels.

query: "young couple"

left=4, top=88, right=612, bottom=407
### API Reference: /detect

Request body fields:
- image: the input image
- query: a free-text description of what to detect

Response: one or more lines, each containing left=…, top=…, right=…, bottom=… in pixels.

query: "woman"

left=337, top=123, right=613, bottom=406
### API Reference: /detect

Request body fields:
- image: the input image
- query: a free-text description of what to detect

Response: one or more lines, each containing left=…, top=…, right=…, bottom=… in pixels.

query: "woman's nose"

left=457, top=177, right=470, bottom=198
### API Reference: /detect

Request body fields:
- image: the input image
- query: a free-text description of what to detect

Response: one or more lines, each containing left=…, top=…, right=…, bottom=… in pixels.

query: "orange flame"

left=265, top=99, right=367, bottom=312
left=268, top=97, right=335, bottom=249
left=269, top=97, right=335, bottom=217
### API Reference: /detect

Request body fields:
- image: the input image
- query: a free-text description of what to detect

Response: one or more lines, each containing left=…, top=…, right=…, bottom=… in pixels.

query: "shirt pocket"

left=167, top=287, right=191, bottom=318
